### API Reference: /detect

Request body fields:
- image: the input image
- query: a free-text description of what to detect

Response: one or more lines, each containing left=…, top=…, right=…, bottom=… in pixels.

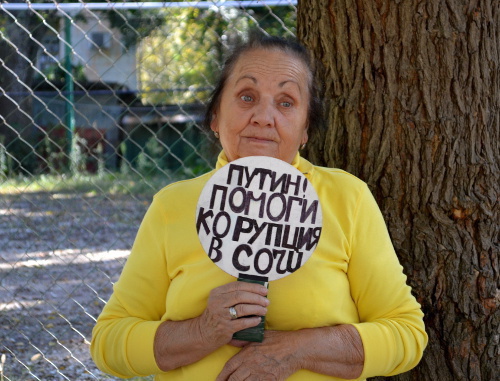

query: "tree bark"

left=297, top=0, right=499, bottom=380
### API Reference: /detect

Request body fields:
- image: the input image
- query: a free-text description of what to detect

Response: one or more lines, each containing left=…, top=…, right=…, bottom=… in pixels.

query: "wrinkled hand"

left=216, top=330, right=302, bottom=381
left=197, top=281, right=269, bottom=349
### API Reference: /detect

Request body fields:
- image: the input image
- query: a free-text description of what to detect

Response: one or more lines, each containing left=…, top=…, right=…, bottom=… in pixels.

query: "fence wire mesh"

left=0, top=1, right=297, bottom=379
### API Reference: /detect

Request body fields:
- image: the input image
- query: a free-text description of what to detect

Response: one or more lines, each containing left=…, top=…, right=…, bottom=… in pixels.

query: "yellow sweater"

left=91, top=152, right=427, bottom=380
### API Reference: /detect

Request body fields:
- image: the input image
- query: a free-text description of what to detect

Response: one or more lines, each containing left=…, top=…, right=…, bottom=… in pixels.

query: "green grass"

left=0, top=172, right=175, bottom=198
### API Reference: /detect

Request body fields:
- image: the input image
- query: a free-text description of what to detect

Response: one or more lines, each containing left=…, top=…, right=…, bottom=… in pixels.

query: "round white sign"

left=196, top=156, right=323, bottom=281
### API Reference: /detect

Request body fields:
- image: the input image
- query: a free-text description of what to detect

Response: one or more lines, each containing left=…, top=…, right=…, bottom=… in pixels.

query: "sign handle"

left=232, top=276, right=268, bottom=343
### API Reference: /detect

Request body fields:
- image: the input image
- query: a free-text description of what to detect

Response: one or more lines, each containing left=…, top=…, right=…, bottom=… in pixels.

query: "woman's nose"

left=250, top=100, right=275, bottom=127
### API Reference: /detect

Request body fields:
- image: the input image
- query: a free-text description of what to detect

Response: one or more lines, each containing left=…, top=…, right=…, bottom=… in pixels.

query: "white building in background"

left=69, top=9, right=138, bottom=91
left=33, top=10, right=140, bottom=172
left=36, top=9, right=138, bottom=91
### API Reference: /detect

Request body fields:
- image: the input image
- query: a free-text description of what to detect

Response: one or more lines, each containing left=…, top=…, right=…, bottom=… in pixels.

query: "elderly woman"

left=91, top=35, right=427, bottom=380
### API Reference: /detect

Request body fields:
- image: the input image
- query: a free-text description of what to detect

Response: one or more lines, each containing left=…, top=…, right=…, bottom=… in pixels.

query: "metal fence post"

left=64, top=13, right=76, bottom=170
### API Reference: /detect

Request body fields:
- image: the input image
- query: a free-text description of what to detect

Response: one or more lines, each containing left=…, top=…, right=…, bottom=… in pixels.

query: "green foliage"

left=1, top=126, right=97, bottom=177
left=0, top=13, right=6, bottom=34
left=104, top=8, right=164, bottom=48
left=138, top=7, right=222, bottom=105
left=0, top=138, right=6, bottom=178
left=34, top=63, right=86, bottom=85
left=0, top=171, right=170, bottom=200
left=134, top=136, right=166, bottom=177
left=36, top=129, right=68, bottom=173
left=137, top=5, right=297, bottom=105
left=247, top=6, right=297, bottom=36
left=1, top=135, right=40, bottom=176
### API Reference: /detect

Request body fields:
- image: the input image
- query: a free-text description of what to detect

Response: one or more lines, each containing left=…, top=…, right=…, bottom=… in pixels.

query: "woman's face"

left=211, top=48, right=310, bottom=164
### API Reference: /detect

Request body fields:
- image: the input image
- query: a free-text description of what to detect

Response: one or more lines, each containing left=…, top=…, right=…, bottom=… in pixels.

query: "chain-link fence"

left=0, top=1, right=297, bottom=379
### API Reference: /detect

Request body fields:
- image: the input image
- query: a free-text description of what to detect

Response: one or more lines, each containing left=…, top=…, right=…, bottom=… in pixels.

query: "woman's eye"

left=281, top=101, right=292, bottom=108
left=241, top=95, right=253, bottom=102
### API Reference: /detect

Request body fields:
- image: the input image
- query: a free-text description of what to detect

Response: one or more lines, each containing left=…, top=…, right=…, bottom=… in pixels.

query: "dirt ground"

left=0, top=189, right=152, bottom=380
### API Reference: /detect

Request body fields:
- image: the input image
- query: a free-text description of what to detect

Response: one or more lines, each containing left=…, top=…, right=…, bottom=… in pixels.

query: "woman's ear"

left=301, top=127, right=309, bottom=145
left=210, top=112, right=218, bottom=133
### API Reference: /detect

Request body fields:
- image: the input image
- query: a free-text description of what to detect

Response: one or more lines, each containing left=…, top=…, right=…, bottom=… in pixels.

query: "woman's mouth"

left=245, top=136, right=275, bottom=143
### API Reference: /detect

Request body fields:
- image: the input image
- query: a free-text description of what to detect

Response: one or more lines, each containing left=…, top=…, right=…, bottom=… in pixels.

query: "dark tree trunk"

left=297, top=0, right=499, bottom=380
left=0, top=10, right=37, bottom=132
left=0, top=6, right=53, bottom=174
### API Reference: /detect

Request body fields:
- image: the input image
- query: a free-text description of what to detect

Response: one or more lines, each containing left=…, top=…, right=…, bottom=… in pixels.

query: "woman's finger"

left=231, top=303, right=267, bottom=318
left=216, top=356, right=242, bottom=381
left=228, top=339, right=250, bottom=348
left=206, top=294, right=268, bottom=322
left=214, top=281, right=268, bottom=298
left=230, top=316, right=263, bottom=332
left=211, top=283, right=269, bottom=307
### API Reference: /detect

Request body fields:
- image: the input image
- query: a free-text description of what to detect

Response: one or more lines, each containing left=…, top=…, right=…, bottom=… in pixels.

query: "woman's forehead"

left=229, top=48, right=310, bottom=85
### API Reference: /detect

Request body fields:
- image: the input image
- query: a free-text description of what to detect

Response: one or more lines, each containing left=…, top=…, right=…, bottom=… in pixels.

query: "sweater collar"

left=215, top=151, right=314, bottom=176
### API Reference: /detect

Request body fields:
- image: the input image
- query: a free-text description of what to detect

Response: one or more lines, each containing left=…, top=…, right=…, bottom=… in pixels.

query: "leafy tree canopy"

left=138, top=4, right=296, bottom=105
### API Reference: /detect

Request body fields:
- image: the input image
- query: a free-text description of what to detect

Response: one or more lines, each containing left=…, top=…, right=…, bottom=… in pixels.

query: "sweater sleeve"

left=90, top=196, right=168, bottom=378
left=348, top=185, right=428, bottom=378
